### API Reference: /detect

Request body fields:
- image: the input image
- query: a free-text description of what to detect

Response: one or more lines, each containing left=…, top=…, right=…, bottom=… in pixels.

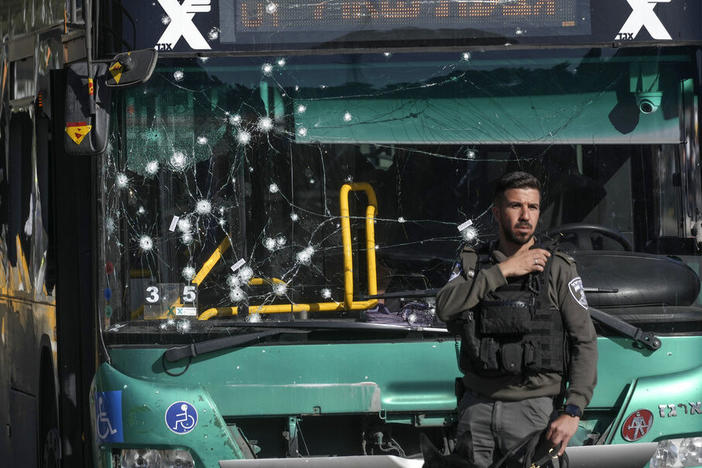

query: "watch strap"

left=564, top=404, right=582, bottom=418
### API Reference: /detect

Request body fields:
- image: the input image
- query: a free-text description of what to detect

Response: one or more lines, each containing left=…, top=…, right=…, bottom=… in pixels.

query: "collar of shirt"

left=490, top=237, right=543, bottom=264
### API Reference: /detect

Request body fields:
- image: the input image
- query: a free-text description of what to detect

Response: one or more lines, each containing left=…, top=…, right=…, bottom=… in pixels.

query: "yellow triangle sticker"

left=66, top=123, right=92, bottom=145
left=109, top=62, right=123, bottom=84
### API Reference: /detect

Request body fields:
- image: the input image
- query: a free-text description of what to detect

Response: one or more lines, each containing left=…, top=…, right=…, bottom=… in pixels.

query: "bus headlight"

left=162, top=449, right=195, bottom=468
left=119, top=448, right=194, bottom=468
left=649, top=438, right=702, bottom=468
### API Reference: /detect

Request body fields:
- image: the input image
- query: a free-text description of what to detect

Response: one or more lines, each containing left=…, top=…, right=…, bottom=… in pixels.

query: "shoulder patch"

left=568, top=276, right=589, bottom=309
left=448, top=262, right=463, bottom=282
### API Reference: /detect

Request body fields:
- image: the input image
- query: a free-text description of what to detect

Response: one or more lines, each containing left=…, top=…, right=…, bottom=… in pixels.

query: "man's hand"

left=497, top=248, right=551, bottom=278
left=546, top=414, right=579, bottom=456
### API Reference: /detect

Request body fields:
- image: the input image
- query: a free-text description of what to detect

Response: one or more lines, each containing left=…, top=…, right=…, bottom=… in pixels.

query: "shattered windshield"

left=98, top=48, right=697, bottom=332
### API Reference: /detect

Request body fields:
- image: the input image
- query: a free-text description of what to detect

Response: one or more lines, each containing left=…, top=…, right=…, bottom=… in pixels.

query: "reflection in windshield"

left=98, top=49, right=694, bottom=331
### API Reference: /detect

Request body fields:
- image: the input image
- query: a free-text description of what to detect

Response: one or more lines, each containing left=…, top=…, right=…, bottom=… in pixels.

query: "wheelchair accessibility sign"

left=165, top=401, right=198, bottom=434
left=95, top=391, right=124, bottom=443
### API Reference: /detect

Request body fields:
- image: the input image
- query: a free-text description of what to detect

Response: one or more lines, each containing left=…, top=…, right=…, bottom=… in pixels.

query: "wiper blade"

left=164, top=319, right=452, bottom=362
left=587, top=306, right=661, bottom=351
left=164, top=329, right=309, bottom=362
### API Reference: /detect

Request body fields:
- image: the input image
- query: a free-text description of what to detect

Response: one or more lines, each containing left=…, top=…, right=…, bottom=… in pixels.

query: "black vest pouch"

left=479, top=338, right=500, bottom=372
left=478, top=300, right=532, bottom=335
left=523, top=341, right=536, bottom=368
left=500, top=342, right=523, bottom=375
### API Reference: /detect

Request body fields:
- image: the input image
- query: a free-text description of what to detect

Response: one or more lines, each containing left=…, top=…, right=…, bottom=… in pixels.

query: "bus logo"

left=156, top=0, right=212, bottom=51
left=95, top=391, right=124, bottom=443
left=616, top=0, right=672, bottom=41
left=621, top=409, right=653, bottom=441
left=165, top=401, right=198, bottom=434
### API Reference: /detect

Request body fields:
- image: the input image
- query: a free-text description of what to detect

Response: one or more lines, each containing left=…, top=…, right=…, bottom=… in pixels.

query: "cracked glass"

left=98, top=48, right=697, bottom=335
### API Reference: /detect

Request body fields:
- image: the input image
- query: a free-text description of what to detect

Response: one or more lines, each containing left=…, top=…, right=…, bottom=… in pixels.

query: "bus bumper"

left=219, top=443, right=658, bottom=468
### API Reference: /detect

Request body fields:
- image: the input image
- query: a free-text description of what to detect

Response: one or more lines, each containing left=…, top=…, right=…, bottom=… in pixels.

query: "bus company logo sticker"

left=66, top=121, right=92, bottom=145
left=568, top=277, right=588, bottom=309
left=621, top=409, right=653, bottom=442
left=615, top=0, right=672, bottom=41
left=165, top=401, right=198, bottom=434
left=96, top=391, right=124, bottom=443
left=156, top=0, right=212, bottom=51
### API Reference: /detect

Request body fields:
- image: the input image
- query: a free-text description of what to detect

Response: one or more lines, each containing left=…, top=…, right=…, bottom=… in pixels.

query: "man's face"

left=493, top=188, right=541, bottom=246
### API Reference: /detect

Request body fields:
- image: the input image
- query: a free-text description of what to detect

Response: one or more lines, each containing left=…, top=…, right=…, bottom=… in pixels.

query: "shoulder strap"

left=459, top=247, right=479, bottom=277
left=535, top=253, right=555, bottom=303
left=553, top=250, right=576, bottom=266
left=534, top=234, right=560, bottom=252
left=467, top=242, right=494, bottom=274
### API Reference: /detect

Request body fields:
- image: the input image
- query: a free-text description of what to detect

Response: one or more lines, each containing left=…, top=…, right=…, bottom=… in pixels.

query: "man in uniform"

left=437, top=171, right=598, bottom=466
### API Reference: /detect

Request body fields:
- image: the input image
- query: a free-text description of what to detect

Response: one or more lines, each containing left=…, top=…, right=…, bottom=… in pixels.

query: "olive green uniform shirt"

left=436, top=245, right=598, bottom=411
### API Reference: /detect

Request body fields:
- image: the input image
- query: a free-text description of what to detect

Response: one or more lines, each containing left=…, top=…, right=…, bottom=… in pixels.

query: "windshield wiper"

left=163, top=320, right=446, bottom=362
left=164, top=329, right=309, bottom=362
left=586, top=307, right=661, bottom=351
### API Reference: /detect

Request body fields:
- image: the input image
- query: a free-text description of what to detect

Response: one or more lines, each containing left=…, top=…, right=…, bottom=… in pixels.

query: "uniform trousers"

left=455, top=391, right=555, bottom=467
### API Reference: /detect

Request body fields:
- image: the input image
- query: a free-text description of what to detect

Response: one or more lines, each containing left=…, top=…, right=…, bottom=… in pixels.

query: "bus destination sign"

left=219, top=0, right=591, bottom=44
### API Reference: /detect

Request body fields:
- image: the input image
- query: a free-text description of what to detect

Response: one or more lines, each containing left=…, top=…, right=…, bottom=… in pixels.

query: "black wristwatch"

left=563, top=404, right=582, bottom=418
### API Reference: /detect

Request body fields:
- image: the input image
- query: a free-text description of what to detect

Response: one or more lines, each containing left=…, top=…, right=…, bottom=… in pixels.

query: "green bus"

left=52, top=0, right=702, bottom=466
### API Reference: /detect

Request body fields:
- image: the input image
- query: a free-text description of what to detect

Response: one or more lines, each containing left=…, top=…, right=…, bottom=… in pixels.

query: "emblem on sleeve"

left=568, top=277, right=588, bottom=309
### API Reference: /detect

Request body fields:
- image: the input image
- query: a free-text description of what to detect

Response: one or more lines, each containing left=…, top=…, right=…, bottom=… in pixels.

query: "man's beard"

left=503, top=223, right=535, bottom=245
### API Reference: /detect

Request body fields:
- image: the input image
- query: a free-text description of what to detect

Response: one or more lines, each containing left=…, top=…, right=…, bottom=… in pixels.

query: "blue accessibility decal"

left=95, top=391, right=124, bottom=443
left=165, top=401, right=198, bottom=434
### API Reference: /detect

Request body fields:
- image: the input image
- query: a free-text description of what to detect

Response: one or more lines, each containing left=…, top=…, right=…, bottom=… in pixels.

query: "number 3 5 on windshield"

left=143, top=284, right=198, bottom=318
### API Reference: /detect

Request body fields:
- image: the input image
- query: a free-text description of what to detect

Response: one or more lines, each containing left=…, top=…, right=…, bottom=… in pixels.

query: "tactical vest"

left=458, top=244, right=566, bottom=378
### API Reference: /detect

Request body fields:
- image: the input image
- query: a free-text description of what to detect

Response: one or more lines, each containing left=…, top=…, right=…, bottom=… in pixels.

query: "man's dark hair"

left=494, top=171, right=542, bottom=204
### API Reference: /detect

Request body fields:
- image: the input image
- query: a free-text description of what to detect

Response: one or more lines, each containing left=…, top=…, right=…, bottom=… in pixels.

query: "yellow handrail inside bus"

left=192, top=237, right=231, bottom=286
left=248, top=277, right=286, bottom=286
left=197, top=182, right=379, bottom=320
left=198, top=301, right=347, bottom=320
left=339, top=183, right=378, bottom=310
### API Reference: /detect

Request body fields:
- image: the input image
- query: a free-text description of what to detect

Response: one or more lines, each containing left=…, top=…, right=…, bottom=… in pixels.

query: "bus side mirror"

left=105, top=49, right=158, bottom=88
left=64, top=62, right=111, bottom=156
left=64, top=50, right=158, bottom=156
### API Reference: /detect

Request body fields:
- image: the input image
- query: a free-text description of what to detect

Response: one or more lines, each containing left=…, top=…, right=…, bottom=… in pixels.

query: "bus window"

left=7, top=111, right=33, bottom=273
